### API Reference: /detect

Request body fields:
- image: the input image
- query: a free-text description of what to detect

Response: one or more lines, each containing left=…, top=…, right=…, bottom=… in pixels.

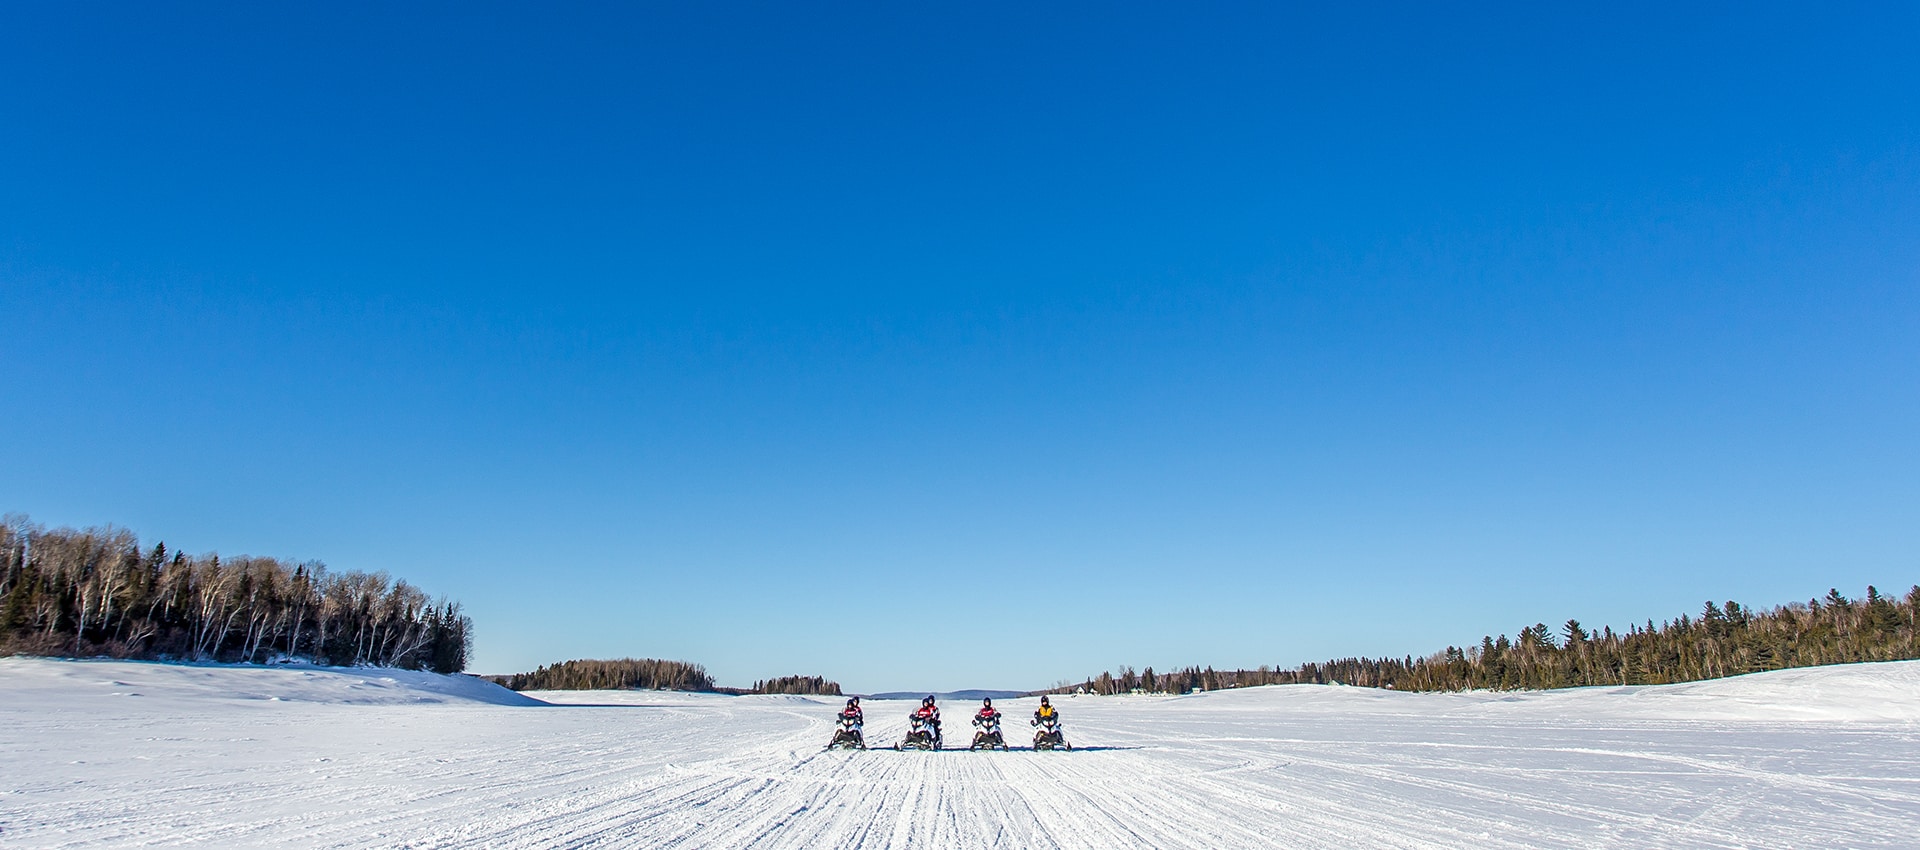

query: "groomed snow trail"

left=4, top=660, right=1919, bottom=848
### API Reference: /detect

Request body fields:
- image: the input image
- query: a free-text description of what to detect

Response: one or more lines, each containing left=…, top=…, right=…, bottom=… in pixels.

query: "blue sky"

left=4, top=3, right=1917, bottom=692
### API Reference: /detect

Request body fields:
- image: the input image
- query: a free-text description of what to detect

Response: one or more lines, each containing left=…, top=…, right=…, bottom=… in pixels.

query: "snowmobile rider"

left=975, top=697, right=1001, bottom=727
left=913, top=695, right=941, bottom=739
left=840, top=697, right=863, bottom=726
left=1033, top=695, right=1058, bottom=726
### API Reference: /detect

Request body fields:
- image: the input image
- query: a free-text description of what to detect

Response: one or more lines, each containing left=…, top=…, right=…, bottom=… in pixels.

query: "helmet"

left=1040, top=696, right=1050, bottom=705
left=923, top=696, right=934, bottom=706
left=982, top=698, right=992, bottom=707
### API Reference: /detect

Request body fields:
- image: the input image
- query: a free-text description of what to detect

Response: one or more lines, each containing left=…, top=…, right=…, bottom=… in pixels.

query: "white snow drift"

left=3, top=657, right=1918, bottom=848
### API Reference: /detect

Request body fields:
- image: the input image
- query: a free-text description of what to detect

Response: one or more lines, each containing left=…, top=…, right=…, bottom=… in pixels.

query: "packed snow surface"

left=4, top=658, right=1919, bottom=848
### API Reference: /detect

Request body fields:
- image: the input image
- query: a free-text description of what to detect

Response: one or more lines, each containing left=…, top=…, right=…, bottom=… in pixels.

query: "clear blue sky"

left=4, top=3, right=1916, bottom=692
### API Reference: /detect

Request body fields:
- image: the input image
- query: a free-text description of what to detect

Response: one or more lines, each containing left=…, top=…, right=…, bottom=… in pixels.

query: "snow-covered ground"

left=4, top=658, right=1918, bottom=848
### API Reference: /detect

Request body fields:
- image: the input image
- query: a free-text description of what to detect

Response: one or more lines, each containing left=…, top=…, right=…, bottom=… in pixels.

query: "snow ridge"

left=0, top=657, right=546, bottom=707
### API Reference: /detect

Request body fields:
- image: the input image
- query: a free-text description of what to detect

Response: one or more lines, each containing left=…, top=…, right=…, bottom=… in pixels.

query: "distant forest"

left=748, top=675, right=842, bottom=696
left=1060, top=584, right=1920, bottom=694
left=487, top=658, right=841, bottom=695
left=0, top=515, right=471, bottom=673
left=488, top=658, right=715, bottom=691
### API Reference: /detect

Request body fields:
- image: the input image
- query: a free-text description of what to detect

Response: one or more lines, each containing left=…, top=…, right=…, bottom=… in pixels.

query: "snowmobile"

left=827, top=714, right=865, bottom=750
left=1032, top=714, right=1070, bottom=751
left=969, top=712, right=1008, bottom=751
left=895, top=714, right=941, bottom=750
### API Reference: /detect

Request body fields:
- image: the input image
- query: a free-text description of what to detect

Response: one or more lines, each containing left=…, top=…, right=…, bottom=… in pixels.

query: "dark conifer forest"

left=749, top=675, right=842, bottom=696
left=0, top=515, right=471, bottom=673
left=487, top=658, right=716, bottom=691
left=485, top=660, right=843, bottom=695
left=1059, top=585, right=1920, bottom=695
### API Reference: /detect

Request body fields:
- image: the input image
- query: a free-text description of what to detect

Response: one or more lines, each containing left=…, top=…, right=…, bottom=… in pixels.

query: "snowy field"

left=4, top=658, right=1919, bottom=848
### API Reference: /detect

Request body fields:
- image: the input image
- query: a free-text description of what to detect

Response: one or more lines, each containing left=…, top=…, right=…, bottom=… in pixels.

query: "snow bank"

left=1488, top=659, right=1920, bottom=723
left=1096, top=660, right=1920, bottom=724
left=0, top=657, right=547, bottom=707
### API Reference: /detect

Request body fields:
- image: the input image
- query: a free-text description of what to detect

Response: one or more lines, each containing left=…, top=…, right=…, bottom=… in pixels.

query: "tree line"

left=1059, top=584, right=1920, bottom=694
left=0, top=515, right=471, bottom=673
left=487, top=658, right=716, bottom=691
left=485, top=658, right=843, bottom=695
left=748, top=675, right=842, bottom=695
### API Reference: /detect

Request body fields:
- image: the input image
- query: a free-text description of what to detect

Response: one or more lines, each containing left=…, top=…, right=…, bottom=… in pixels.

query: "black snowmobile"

left=895, top=713, right=941, bottom=750
left=969, top=711, right=1008, bottom=751
left=827, top=714, right=866, bottom=750
left=1032, top=714, right=1070, bottom=751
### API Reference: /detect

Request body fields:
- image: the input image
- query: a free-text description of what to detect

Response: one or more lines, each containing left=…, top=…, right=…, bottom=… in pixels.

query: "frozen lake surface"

left=4, top=657, right=1918, bottom=848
